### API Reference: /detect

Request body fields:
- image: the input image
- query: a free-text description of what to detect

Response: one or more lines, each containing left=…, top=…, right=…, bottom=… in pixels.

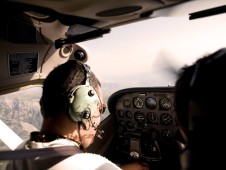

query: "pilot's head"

left=175, top=48, right=226, bottom=169
left=40, top=60, right=105, bottom=148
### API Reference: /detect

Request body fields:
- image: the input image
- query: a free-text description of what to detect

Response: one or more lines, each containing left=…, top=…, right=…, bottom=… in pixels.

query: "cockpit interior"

left=1, top=0, right=226, bottom=169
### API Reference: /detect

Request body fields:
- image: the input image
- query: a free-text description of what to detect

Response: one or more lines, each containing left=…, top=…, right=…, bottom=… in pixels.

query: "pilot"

left=7, top=60, right=149, bottom=170
left=175, top=48, right=226, bottom=170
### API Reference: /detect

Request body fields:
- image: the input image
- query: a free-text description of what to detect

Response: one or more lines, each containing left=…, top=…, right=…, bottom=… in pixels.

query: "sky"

left=79, top=1, right=226, bottom=88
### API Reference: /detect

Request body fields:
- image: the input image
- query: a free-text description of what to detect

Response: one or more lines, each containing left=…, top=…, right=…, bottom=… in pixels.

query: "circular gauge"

left=145, top=97, right=157, bottom=109
left=161, top=129, right=174, bottom=141
left=134, top=111, right=145, bottom=123
left=133, top=97, right=143, bottom=109
left=125, top=111, right=132, bottom=119
left=126, top=121, right=134, bottom=129
left=160, top=113, right=173, bottom=126
left=159, top=98, right=172, bottom=110
left=147, top=112, right=158, bottom=124
left=119, top=120, right=125, bottom=126
left=117, top=110, right=124, bottom=118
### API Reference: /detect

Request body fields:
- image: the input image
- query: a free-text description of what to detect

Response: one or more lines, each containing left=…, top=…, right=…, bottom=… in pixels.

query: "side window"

left=0, top=87, right=43, bottom=151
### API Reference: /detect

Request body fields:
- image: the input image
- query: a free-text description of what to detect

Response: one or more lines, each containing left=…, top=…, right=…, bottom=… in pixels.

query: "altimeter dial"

left=160, top=113, right=173, bottom=126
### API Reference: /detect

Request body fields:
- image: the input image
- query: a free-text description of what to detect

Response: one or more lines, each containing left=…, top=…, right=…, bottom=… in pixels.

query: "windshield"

left=82, top=15, right=226, bottom=91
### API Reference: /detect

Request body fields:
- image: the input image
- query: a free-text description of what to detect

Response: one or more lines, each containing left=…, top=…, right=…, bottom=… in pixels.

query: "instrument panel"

left=107, top=87, right=180, bottom=169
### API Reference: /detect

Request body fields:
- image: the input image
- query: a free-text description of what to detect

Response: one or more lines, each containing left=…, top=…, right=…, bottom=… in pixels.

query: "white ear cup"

left=68, top=85, right=99, bottom=122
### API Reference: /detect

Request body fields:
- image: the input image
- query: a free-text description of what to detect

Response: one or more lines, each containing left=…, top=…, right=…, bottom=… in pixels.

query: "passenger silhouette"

left=175, top=48, right=226, bottom=170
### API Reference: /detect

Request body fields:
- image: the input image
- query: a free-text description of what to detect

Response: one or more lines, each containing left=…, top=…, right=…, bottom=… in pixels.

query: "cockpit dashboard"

left=88, top=87, right=181, bottom=170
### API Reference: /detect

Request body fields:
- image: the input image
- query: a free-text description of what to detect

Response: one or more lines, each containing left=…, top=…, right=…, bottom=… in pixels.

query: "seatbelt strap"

left=0, top=146, right=82, bottom=160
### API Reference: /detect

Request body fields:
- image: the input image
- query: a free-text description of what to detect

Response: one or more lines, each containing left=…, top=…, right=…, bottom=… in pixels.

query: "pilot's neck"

left=40, top=112, right=81, bottom=145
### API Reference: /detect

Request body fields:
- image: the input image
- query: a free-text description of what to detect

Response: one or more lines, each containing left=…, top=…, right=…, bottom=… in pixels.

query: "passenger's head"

left=175, top=48, right=226, bottom=169
left=175, top=48, right=226, bottom=133
left=40, top=60, right=103, bottom=119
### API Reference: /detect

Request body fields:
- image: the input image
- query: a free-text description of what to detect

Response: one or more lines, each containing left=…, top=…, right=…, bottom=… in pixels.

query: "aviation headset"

left=68, top=63, right=100, bottom=123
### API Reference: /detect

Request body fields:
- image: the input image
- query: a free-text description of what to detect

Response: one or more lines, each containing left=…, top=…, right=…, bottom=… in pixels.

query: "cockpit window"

left=0, top=87, right=42, bottom=151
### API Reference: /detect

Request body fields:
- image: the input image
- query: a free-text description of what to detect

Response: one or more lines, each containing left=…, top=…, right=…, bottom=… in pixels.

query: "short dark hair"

left=174, top=64, right=195, bottom=131
left=40, top=60, right=100, bottom=118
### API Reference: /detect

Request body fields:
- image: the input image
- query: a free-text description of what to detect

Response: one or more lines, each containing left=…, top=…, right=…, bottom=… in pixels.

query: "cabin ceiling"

left=1, top=0, right=191, bottom=29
